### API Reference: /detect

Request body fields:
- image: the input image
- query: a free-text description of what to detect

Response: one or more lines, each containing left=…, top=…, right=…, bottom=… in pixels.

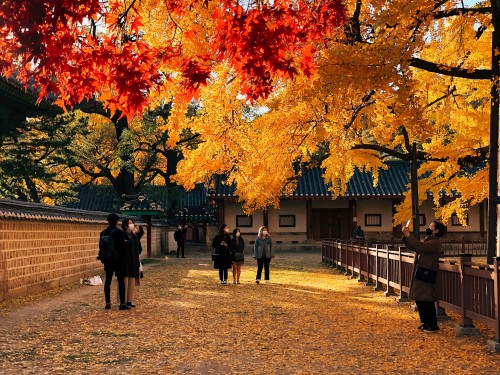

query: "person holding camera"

left=253, top=226, right=274, bottom=284
left=402, top=220, right=446, bottom=333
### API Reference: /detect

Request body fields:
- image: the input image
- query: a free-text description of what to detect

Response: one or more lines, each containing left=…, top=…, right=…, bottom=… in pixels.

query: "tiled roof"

left=65, top=185, right=121, bottom=212
left=212, top=161, right=411, bottom=198
left=66, top=184, right=208, bottom=213
left=0, top=198, right=109, bottom=222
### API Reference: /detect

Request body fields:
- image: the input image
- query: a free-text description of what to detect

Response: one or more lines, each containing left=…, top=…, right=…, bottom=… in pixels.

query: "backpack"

left=98, top=228, right=118, bottom=264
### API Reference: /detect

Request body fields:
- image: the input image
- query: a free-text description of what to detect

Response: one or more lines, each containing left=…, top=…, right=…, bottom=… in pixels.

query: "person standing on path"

left=100, top=213, right=130, bottom=310
left=122, top=218, right=141, bottom=307
left=212, top=223, right=232, bottom=285
left=402, top=220, right=446, bottom=333
left=230, top=228, right=245, bottom=284
left=253, top=226, right=274, bottom=284
left=174, top=224, right=188, bottom=258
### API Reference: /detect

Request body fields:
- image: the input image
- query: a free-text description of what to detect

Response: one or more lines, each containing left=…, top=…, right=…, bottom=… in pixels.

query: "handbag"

left=211, top=247, right=219, bottom=261
left=414, top=264, right=437, bottom=283
left=234, top=252, right=244, bottom=261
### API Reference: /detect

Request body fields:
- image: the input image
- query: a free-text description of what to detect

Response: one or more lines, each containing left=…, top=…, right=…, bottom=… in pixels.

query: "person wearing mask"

left=212, top=223, right=232, bottom=285
left=230, top=228, right=245, bottom=284
left=122, top=218, right=141, bottom=307
left=253, top=226, right=274, bottom=284
left=402, top=220, right=446, bottom=333
left=174, top=224, right=188, bottom=258
left=100, top=213, right=130, bottom=310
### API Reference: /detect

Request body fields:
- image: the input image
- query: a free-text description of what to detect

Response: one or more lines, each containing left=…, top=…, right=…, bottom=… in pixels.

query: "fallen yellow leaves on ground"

left=0, top=250, right=498, bottom=374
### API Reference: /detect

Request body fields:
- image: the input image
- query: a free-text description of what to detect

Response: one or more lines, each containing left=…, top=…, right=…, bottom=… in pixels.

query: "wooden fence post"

left=357, top=240, right=365, bottom=282
left=396, top=246, right=409, bottom=302
left=365, top=243, right=374, bottom=286
left=384, top=246, right=397, bottom=297
left=455, top=254, right=479, bottom=336
left=373, top=245, right=383, bottom=291
left=345, top=241, right=352, bottom=277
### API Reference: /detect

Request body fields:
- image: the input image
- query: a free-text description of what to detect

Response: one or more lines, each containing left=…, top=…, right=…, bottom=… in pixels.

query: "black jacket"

left=100, top=226, right=126, bottom=273
left=212, top=233, right=232, bottom=269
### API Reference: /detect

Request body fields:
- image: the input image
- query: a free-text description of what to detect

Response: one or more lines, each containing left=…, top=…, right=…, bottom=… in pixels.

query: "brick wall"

left=0, top=200, right=170, bottom=302
left=0, top=219, right=104, bottom=301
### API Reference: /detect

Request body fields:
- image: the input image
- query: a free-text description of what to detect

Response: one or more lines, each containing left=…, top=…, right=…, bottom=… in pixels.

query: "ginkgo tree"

left=172, top=0, right=494, bottom=252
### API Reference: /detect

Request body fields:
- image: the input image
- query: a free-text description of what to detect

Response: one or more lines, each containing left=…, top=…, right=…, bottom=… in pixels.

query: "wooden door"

left=312, top=208, right=350, bottom=240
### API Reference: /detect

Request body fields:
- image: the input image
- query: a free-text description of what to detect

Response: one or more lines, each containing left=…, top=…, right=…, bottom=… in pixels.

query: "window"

left=419, top=214, right=426, bottom=227
left=365, top=214, right=381, bottom=227
left=451, top=213, right=468, bottom=226
left=236, top=215, right=253, bottom=227
left=279, top=215, right=296, bottom=227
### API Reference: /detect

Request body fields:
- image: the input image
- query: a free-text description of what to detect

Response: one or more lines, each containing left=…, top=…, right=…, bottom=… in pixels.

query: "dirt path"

left=0, top=251, right=498, bottom=374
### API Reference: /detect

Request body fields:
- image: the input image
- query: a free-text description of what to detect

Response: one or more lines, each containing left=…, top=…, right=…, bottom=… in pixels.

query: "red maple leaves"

left=0, top=0, right=346, bottom=117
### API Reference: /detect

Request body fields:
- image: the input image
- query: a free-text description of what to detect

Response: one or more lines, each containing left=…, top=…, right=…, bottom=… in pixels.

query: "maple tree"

left=0, top=0, right=347, bottom=118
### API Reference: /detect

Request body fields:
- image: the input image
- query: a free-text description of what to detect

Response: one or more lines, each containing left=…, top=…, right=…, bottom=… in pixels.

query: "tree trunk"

left=488, top=1, right=500, bottom=264
left=111, top=113, right=140, bottom=203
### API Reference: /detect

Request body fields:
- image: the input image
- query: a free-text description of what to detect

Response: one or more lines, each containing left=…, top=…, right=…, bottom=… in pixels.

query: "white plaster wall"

left=356, top=200, right=393, bottom=232
left=224, top=201, right=264, bottom=235
left=268, top=200, right=307, bottom=233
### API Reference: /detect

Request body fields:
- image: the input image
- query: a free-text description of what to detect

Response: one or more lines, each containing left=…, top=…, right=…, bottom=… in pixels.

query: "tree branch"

left=410, top=57, right=491, bottom=79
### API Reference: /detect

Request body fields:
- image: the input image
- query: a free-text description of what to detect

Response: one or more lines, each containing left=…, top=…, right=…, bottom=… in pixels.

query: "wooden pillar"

left=479, top=201, right=485, bottom=239
left=306, top=199, right=312, bottom=240
left=144, top=215, right=152, bottom=257
left=350, top=198, right=357, bottom=237
left=263, top=207, right=269, bottom=229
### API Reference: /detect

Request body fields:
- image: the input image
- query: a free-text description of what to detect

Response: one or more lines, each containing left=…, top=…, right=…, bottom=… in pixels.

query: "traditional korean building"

left=210, top=161, right=486, bottom=243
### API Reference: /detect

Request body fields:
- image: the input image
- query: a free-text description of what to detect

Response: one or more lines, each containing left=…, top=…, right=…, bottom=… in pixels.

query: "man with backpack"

left=99, top=213, right=129, bottom=310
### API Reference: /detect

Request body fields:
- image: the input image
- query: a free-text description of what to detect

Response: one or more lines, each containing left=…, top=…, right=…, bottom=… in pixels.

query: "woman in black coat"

left=121, top=218, right=141, bottom=307
left=212, top=223, right=232, bottom=285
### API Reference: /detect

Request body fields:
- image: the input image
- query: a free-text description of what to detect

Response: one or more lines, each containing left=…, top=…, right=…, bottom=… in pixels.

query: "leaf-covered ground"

left=0, top=250, right=498, bottom=374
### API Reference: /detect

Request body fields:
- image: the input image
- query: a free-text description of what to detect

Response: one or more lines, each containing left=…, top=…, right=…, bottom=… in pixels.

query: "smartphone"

left=405, top=220, right=411, bottom=227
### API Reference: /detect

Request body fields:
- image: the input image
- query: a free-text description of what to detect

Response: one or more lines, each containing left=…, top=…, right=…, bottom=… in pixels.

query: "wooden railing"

left=357, top=237, right=487, bottom=257
left=322, top=239, right=500, bottom=347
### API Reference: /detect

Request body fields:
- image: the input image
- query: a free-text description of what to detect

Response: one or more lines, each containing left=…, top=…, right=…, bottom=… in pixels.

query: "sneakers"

left=417, top=324, right=425, bottom=330
left=264, top=280, right=269, bottom=284
left=423, top=325, right=439, bottom=333
left=256, top=279, right=260, bottom=284
left=105, top=303, right=111, bottom=310
left=119, top=303, right=131, bottom=310
left=126, top=302, right=136, bottom=308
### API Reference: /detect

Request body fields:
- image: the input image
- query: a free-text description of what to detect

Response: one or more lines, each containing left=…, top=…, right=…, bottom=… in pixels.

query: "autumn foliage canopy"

left=0, top=0, right=494, bottom=226
left=0, top=0, right=346, bottom=118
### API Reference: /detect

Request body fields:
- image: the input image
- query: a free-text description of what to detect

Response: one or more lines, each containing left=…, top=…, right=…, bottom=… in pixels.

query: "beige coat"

left=403, top=235, right=441, bottom=301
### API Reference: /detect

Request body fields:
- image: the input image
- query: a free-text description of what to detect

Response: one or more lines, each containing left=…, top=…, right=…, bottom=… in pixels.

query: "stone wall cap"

left=0, top=198, right=110, bottom=223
